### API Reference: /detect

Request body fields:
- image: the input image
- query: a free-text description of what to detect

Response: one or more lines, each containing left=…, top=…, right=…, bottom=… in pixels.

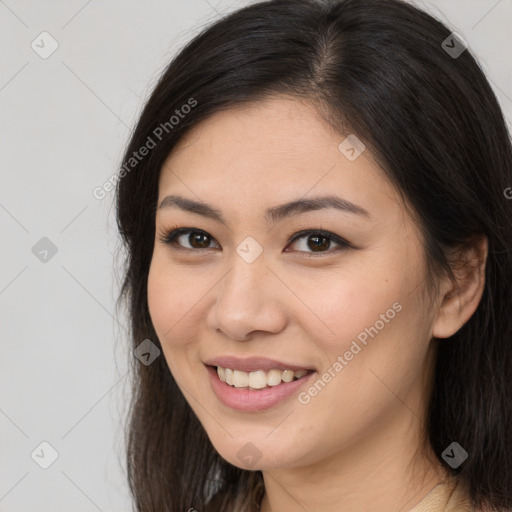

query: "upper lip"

left=204, top=356, right=315, bottom=373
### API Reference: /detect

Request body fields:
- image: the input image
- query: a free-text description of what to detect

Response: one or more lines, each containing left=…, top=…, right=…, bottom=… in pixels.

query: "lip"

left=205, top=364, right=316, bottom=412
left=203, top=356, right=315, bottom=373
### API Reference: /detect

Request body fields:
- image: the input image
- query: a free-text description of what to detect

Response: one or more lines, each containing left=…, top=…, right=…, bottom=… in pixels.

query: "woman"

left=115, top=0, right=512, bottom=510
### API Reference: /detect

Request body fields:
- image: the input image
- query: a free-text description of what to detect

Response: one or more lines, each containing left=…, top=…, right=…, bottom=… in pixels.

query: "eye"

left=158, top=226, right=351, bottom=256
left=158, top=226, right=220, bottom=250
left=285, top=229, right=351, bottom=256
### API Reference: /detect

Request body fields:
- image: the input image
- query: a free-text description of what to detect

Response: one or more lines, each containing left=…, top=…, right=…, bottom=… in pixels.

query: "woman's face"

left=148, top=95, right=440, bottom=471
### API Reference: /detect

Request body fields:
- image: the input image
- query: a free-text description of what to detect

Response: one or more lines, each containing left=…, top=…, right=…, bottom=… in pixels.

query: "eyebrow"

left=158, top=194, right=370, bottom=224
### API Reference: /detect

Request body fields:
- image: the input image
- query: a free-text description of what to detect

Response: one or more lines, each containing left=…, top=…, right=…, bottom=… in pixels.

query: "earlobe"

left=431, top=234, right=488, bottom=339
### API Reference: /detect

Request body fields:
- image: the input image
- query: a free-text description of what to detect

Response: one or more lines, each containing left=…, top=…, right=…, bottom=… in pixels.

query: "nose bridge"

left=208, top=247, right=287, bottom=340
left=220, top=249, right=271, bottom=311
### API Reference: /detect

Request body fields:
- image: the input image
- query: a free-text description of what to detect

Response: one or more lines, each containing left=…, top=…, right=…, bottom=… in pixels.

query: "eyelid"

left=286, top=228, right=351, bottom=252
left=158, top=226, right=220, bottom=249
left=158, top=226, right=352, bottom=255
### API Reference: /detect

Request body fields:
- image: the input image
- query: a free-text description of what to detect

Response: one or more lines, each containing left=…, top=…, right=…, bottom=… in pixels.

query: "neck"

left=258, top=410, right=449, bottom=512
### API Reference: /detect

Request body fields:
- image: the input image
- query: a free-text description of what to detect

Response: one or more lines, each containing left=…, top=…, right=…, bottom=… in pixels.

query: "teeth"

left=267, top=369, right=282, bottom=386
left=282, top=369, right=294, bottom=383
left=233, top=370, right=249, bottom=388
left=216, top=366, right=310, bottom=389
left=248, top=370, right=267, bottom=389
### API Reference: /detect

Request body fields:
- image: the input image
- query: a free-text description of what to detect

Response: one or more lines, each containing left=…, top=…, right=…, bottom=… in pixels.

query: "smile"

left=205, top=360, right=316, bottom=412
left=216, top=366, right=311, bottom=390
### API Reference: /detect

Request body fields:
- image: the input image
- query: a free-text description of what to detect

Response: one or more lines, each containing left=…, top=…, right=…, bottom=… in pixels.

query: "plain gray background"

left=1, top=1, right=511, bottom=510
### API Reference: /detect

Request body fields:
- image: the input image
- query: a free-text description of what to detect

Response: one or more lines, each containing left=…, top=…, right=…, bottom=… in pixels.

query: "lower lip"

left=206, top=365, right=315, bottom=412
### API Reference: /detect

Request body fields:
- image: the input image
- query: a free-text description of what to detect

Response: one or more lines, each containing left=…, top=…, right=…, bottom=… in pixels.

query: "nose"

left=206, top=256, right=288, bottom=341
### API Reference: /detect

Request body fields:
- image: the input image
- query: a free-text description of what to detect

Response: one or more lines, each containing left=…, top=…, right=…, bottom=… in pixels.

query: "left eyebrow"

left=264, top=195, right=370, bottom=223
left=158, top=193, right=371, bottom=225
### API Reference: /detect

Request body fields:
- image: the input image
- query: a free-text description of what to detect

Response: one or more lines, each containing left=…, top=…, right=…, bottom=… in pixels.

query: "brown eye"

left=159, top=227, right=350, bottom=256
left=306, top=233, right=330, bottom=252
left=187, top=232, right=212, bottom=249
left=159, top=228, right=220, bottom=250
left=286, top=229, right=350, bottom=255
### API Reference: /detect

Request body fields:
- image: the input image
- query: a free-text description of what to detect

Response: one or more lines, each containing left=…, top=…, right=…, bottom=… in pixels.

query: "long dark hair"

left=115, top=0, right=512, bottom=510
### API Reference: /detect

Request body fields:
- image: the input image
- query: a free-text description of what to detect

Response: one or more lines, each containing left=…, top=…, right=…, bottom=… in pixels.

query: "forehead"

left=157, top=95, right=399, bottom=221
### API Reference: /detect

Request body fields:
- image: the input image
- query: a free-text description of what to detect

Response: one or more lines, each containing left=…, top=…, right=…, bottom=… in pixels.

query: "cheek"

left=283, top=259, right=409, bottom=356
left=147, top=261, right=176, bottom=336
left=147, top=257, right=202, bottom=350
left=314, top=279, right=431, bottom=419
left=287, top=246, right=430, bottom=400
left=147, top=259, right=206, bottom=391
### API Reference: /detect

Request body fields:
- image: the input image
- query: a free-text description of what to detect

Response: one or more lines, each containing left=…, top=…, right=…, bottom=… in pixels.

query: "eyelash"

left=157, top=225, right=352, bottom=257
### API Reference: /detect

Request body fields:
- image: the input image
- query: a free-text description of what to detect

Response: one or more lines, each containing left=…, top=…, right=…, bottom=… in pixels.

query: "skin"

left=147, top=95, right=487, bottom=512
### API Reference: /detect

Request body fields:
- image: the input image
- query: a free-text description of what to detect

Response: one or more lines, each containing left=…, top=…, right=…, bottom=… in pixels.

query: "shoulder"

left=409, top=477, right=472, bottom=512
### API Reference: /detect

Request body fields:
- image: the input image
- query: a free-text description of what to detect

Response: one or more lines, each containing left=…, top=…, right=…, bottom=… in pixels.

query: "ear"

left=432, top=234, right=488, bottom=339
